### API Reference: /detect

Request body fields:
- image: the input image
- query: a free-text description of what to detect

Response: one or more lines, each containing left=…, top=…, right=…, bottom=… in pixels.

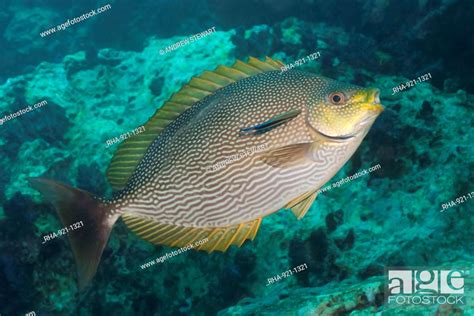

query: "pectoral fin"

left=259, top=143, right=312, bottom=169
left=240, top=109, right=301, bottom=136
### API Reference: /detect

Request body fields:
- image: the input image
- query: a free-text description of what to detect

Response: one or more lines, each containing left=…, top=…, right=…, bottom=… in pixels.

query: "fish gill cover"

left=0, top=0, right=473, bottom=315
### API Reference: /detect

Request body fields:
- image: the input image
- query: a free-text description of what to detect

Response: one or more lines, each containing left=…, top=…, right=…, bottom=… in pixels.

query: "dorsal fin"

left=106, top=56, right=284, bottom=190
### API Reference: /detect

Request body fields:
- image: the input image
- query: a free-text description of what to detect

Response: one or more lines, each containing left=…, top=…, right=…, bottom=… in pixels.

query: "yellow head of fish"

left=307, top=78, right=384, bottom=140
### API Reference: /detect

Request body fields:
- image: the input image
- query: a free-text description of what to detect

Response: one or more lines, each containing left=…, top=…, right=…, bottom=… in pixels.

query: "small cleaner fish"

left=30, top=56, right=383, bottom=288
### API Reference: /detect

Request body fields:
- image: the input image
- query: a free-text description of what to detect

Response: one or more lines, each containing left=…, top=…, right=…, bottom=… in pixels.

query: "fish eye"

left=328, top=92, right=346, bottom=105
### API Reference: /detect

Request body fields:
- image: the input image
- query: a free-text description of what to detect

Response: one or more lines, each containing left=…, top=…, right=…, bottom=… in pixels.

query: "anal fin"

left=122, top=214, right=263, bottom=253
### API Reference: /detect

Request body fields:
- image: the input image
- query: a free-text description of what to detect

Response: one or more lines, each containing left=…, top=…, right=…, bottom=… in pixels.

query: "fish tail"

left=29, top=178, right=118, bottom=289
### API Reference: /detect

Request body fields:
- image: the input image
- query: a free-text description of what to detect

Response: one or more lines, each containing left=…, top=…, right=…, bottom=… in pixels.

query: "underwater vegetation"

left=0, top=0, right=473, bottom=315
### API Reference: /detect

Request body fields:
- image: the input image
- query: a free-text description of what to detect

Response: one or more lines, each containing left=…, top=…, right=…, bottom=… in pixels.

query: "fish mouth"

left=358, top=89, right=384, bottom=126
left=307, top=89, right=384, bottom=142
left=308, top=111, right=381, bottom=142
left=362, top=89, right=384, bottom=113
left=361, top=103, right=384, bottom=113
left=371, top=89, right=381, bottom=104
left=307, top=124, right=357, bottom=142
left=313, top=128, right=356, bottom=141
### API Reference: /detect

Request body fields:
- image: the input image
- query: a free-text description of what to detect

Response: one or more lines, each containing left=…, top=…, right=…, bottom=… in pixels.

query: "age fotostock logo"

left=387, top=268, right=467, bottom=305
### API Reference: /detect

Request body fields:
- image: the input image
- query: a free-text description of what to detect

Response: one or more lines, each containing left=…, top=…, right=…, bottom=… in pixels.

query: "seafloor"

left=0, top=1, right=473, bottom=315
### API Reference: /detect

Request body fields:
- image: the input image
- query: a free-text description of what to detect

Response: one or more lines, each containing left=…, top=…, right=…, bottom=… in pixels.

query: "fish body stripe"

left=114, top=71, right=365, bottom=227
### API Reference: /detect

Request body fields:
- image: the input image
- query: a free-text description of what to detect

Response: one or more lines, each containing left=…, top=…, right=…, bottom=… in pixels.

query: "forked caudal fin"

left=29, top=178, right=118, bottom=289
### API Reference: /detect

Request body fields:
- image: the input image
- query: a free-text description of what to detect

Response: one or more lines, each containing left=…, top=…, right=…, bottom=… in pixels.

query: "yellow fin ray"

left=285, top=190, right=318, bottom=220
left=122, top=213, right=265, bottom=253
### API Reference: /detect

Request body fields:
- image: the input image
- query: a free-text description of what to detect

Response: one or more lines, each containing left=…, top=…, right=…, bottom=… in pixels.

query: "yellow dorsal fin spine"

left=248, top=56, right=277, bottom=71
left=170, top=94, right=199, bottom=105
left=264, top=56, right=284, bottom=68
left=188, top=77, right=222, bottom=91
left=215, top=66, right=249, bottom=80
left=106, top=56, right=283, bottom=190
left=180, top=85, right=212, bottom=98
left=233, top=60, right=262, bottom=76
left=200, top=71, right=234, bottom=85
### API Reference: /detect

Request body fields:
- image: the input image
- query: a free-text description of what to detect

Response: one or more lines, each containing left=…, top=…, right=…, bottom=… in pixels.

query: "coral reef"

left=219, top=265, right=473, bottom=315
